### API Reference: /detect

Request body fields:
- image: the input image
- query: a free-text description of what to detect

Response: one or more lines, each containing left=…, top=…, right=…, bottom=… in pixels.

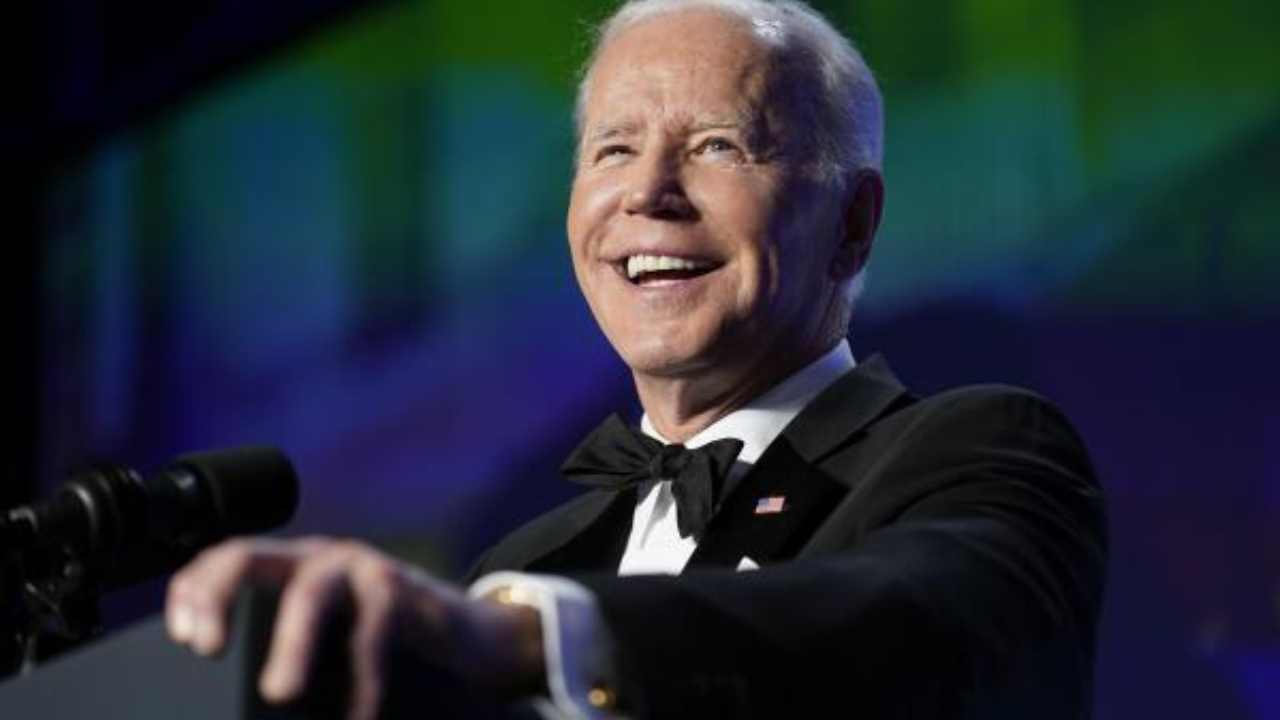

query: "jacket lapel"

left=519, top=486, right=640, bottom=571
left=685, top=355, right=913, bottom=570
left=482, top=488, right=636, bottom=575
left=685, top=437, right=846, bottom=568
left=781, top=354, right=912, bottom=465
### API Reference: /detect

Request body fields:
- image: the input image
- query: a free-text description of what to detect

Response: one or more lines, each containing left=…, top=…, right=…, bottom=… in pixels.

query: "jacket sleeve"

left=569, top=387, right=1107, bottom=720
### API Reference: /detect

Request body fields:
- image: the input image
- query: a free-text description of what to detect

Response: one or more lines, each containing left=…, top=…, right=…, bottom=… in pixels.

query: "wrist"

left=475, top=587, right=548, bottom=698
left=469, top=573, right=626, bottom=719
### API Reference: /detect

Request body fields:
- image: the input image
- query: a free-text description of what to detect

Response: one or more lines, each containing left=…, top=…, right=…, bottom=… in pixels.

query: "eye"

left=693, top=137, right=744, bottom=160
left=594, top=144, right=634, bottom=164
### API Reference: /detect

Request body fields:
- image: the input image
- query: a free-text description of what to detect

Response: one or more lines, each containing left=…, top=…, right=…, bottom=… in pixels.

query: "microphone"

left=1, top=446, right=299, bottom=589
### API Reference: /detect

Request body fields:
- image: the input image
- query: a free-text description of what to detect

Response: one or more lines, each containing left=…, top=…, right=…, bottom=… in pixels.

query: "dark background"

left=5, top=0, right=1278, bottom=716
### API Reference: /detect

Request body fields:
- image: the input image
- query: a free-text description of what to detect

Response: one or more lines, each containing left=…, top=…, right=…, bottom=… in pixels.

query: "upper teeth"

left=626, top=254, right=711, bottom=280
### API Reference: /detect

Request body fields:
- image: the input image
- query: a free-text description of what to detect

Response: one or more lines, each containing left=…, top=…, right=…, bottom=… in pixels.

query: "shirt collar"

left=640, top=340, right=856, bottom=464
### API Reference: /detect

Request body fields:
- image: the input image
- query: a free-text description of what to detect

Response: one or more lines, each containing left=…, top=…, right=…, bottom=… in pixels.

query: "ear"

left=828, top=169, right=884, bottom=281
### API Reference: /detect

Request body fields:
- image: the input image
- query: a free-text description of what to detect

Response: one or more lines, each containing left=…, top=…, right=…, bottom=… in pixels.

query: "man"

left=166, top=1, right=1106, bottom=719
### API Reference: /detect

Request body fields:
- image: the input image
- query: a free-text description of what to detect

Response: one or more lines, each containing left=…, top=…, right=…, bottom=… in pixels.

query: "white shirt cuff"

left=468, top=572, right=627, bottom=720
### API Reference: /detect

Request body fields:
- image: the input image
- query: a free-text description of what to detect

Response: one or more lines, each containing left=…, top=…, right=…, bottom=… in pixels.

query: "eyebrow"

left=688, top=116, right=753, bottom=134
left=585, top=115, right=756, bottom=145
left=585, top=123, right=640, bottom=145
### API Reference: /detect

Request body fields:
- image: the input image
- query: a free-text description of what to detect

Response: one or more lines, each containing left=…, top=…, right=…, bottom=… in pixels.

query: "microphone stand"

left=0, top=512, right=104, bottom=681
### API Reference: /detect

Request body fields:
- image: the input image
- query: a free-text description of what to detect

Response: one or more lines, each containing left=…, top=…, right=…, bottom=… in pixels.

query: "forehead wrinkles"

left=587, top=76, right=762, bottom=140
left=582, top=12, right=778, bottom=141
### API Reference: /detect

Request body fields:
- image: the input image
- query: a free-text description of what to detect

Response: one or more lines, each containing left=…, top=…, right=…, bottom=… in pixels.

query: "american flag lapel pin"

left=754, top=495, right=787, bottom=515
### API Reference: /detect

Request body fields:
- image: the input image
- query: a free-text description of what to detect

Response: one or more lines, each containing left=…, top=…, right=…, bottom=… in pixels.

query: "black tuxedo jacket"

left=472, top=357, right=1107, bottom=719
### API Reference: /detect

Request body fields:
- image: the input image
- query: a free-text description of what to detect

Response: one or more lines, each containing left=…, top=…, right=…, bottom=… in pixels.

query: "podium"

left=0, top=589, right=528, bottom=719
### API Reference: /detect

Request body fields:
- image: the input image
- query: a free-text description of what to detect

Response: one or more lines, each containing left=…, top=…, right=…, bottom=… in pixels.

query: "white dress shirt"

left=470, top=341, right=857, bottom=719
left=618, top=341, right=856, bottom=575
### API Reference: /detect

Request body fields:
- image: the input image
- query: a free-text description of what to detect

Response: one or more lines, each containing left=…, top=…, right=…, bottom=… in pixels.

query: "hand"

left=165, top=537, right=545, bottom=720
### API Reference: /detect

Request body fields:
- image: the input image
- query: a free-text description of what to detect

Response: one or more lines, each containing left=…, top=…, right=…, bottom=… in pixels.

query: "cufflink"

left=486, top=584, right=534, bottom=606
left=587, top=684, right=618, bottom=710
left=473, top=573, right=626, bottom=719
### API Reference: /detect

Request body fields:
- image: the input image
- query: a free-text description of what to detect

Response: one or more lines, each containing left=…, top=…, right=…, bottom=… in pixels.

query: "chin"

left=615, top=334, right=724, bottom=380
left=600, top=305, right=746, bottom=379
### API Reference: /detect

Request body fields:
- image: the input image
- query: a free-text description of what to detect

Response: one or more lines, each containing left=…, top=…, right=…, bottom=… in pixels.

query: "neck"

left=635, top=341, right=839, bottom=443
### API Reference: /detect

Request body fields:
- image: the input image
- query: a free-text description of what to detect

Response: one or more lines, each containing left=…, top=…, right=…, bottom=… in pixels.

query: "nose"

left=621, top=153, right=696, bottom=220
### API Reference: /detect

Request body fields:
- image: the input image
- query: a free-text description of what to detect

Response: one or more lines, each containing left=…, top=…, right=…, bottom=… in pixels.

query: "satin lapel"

left=518, top=488, right=636, bottom=574
left=782, top=353, right=911, bottom=465
left=684, top=354, right=913, bottom=570
left=685, top=438, right=846, bottom=569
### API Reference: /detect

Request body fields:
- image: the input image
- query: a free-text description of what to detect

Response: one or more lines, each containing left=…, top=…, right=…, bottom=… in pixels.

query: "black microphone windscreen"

left=169, top=446, right=299, bottom=537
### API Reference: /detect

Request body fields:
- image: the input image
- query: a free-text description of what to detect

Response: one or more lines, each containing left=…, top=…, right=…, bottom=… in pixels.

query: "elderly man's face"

left=567, top=10, right=851, bottom=388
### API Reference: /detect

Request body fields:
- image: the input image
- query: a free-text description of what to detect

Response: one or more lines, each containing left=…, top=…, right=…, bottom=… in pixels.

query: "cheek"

left=735, top=220, right=827, bottom=323
left=567, top=174, right=621, bottom=247
left=742, top=246, right=789, bottom=323
left=565, top=189, right=590, bottom=259
left=729, top=199, right=793, bottom=304
left=772, top=186, right=839, bottom=276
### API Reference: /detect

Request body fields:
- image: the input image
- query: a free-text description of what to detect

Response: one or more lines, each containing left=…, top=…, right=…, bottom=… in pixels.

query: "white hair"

left=575, top=0, right=884, bottom=193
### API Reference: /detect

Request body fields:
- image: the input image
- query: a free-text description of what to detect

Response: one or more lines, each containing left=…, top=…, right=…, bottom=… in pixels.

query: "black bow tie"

left=560, top=414, right=744, bottom=539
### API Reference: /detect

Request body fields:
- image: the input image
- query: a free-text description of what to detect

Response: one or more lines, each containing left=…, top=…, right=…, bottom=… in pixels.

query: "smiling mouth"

left=621, top=254, right=721, bottom=286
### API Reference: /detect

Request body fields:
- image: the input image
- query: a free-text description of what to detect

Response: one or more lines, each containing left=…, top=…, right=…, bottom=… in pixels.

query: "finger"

left=259, top=544, right=358, bottom=703
left=166, top=538, right=302, bottom=654
left=345, top=558, right=402, bottom=720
